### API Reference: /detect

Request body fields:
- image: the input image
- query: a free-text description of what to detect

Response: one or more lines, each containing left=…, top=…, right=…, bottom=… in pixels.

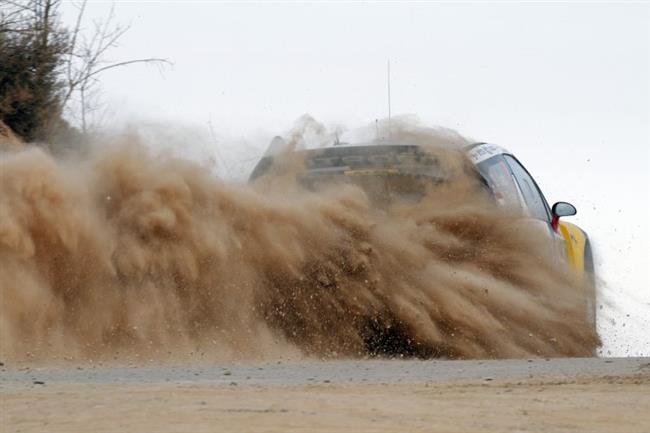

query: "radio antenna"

left=387, top=59, right=392, bottom=140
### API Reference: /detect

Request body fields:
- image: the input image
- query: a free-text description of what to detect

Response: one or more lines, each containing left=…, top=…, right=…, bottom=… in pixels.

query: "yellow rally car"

left=250, top=140, right=597, bottom=329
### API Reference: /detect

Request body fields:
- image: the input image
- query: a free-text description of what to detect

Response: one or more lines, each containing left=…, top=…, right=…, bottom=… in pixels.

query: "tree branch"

left=86, top=58, right=172, bottom=79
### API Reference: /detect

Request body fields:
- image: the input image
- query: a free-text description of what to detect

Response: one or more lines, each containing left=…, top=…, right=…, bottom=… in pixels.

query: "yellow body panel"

left=557, top=221, right=587, bottom=275
left=557, top=221, right=596, bottom=334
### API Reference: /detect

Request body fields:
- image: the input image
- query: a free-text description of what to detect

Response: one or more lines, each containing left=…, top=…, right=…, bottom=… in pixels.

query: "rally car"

left=250, top=139, right=596, bottom=327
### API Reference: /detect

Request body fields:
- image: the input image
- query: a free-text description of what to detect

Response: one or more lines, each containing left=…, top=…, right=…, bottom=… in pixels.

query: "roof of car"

left=250, top=140, right=512, bottom=182
left=308, top=141, right=512, bottom=165
left=262, top=138, right=510, bottom=165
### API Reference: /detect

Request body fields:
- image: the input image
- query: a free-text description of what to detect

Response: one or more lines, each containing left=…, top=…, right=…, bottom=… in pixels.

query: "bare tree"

left=62, top=0, right=171, bottom=134
left=0, top=0, right=69, bottom=141
left=1, top=0, right=171, bottom=142
left=0, top=1, right=32, bottom=33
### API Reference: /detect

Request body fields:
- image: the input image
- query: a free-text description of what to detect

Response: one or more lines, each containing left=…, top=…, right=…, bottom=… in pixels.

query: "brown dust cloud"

left=0, top=121, right=599, bottom=364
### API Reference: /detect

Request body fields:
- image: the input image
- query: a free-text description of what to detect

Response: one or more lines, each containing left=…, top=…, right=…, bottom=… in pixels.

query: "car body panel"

left=558, top=220, right=588, bottom=276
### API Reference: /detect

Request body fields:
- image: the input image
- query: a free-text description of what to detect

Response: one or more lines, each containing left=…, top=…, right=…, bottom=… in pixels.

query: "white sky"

left=60, top=1, right=649, bottom=355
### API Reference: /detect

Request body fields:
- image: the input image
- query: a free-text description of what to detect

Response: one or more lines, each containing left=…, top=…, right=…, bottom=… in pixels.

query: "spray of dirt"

left=0, top=123, right=599, bottom=363
left=0, top=120, right=23, bottom=152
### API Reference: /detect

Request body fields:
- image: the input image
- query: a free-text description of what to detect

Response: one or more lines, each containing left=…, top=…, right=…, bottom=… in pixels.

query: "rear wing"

left=249, top=144, right=443, bottom=182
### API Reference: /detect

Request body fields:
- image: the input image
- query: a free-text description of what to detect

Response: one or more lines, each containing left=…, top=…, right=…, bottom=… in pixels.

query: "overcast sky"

left=59, top=1, right=649, bottom=355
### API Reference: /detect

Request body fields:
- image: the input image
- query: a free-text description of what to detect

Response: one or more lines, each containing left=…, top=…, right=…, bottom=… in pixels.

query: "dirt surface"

left=2, top=358, right=649, bottom=433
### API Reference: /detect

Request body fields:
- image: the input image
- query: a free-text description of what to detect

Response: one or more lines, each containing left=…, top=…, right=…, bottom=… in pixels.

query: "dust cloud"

left=0, top=122, right=599, bottom=364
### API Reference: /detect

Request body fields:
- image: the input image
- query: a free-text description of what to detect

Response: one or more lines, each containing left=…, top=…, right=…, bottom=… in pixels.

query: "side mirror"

left=551, top=201, right=577, bottom=230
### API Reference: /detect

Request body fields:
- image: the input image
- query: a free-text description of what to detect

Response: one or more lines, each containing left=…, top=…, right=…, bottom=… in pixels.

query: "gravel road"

left=2, top=357, right=649, bottom=433
left=1, top=356, right=649, bottom=386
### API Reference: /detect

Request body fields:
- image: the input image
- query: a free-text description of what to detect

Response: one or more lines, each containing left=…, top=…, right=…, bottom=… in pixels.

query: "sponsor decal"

left=468, top=143, right=508, bottom=164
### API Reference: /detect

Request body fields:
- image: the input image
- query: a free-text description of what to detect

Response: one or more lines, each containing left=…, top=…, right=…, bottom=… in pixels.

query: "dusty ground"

left=2, top=358, right=649, bottom=433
